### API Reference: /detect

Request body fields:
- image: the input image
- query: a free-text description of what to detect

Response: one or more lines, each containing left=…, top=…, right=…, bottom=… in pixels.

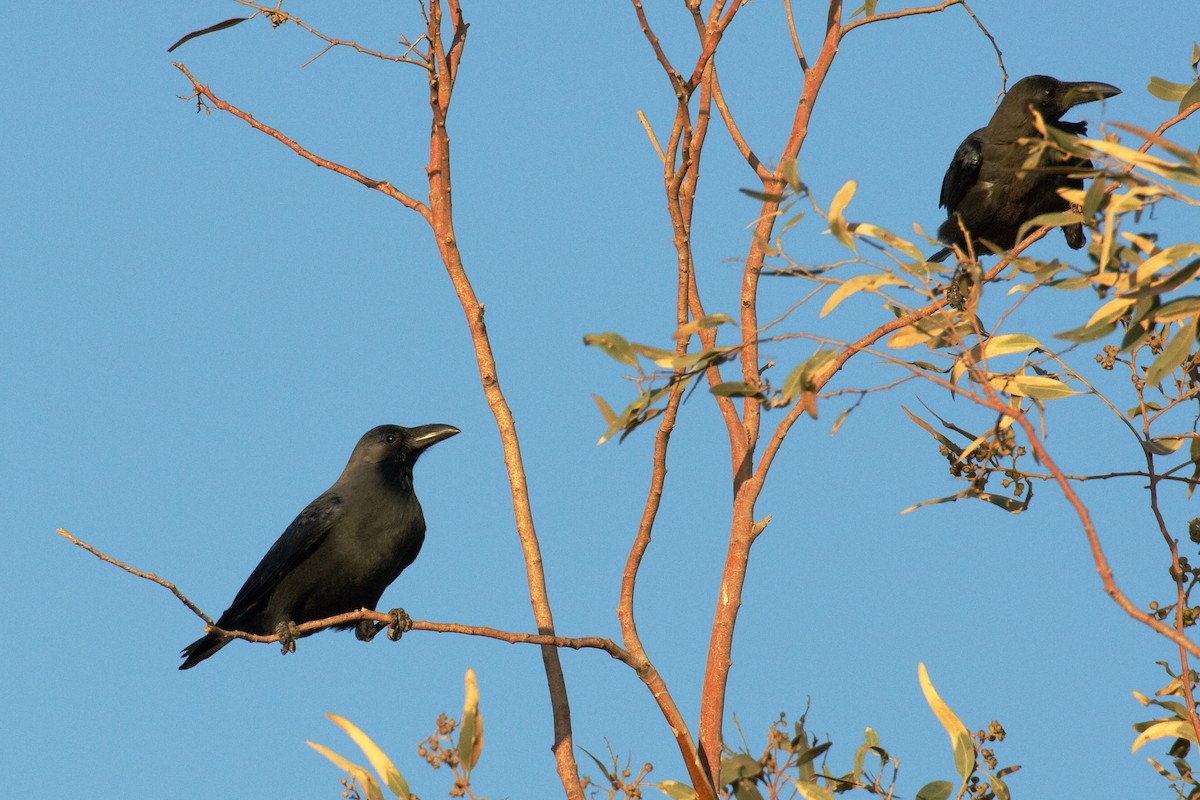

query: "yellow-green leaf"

left=307, top=741, right=385, bottom=800
left=792, top=779, right=836, bottom=800
left=655, top=781, right=698, bottom=800
left=325, top=714, right=410, bottom=800
left=1148, top=76, right=1193, bottom=102
left=458, top=668, right=484, bottom=772
left=1154, top=296, right=1200, bottom=322
left=1145, top=319, right=1198, bottom=386
left=583, top=332, right=638, bottom=366
left=847, top=222, right=925, bottom=261
left=918, top=663, right=974, bottom=780
left=1131, top=719, right=1200, bottom=752
left=820, top=273, right=904, bottom=318
left=915, top=780, right=954, bottom=800
left=994, top=374, right=1080, bottom=400
left=826, top=180, right=857, bottom=249
left=675, top=313, right=734, bottom=338
left=970, top=334, right=1043, bottom=361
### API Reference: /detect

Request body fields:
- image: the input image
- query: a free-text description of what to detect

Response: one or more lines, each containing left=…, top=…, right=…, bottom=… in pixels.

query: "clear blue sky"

left=4, top=2, right=1199, bottom=797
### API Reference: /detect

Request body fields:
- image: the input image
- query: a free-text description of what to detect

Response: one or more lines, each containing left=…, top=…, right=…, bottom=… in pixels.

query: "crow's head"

left=1001, top=74, right=1121, bottom=123
left=353, top=423, right=460, bottom=468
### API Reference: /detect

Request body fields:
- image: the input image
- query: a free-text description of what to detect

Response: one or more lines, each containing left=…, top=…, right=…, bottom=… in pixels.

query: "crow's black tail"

left=179, top=632, right=230, bottom=670
left=927, top=247, right=953, bottom=263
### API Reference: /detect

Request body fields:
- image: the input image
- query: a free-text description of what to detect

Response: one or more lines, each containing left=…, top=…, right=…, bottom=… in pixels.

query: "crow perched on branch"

left=179, top=423, right=459, bottom=669
left=930, top=75, right=1121, bottom=263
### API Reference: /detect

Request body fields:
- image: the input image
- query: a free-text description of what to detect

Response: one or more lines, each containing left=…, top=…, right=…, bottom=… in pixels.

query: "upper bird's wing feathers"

left=219, top=492, right=345, bottom=622
left=940, top=130, right=984, bottom=212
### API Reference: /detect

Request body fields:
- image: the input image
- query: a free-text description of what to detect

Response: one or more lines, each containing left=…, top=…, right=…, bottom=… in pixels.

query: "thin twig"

left=783, top=0, right=809, bottom=71
left=637, top=110, right=667, bottom=164
left=231, top=0, right=430, bottom=67
left=840, top=0, right=962, bottom=37
left=58, top=526, right=633, bottom=662
left=172, top=63, right=430, bottom=219
left=57, top=528, right=213, bottom=625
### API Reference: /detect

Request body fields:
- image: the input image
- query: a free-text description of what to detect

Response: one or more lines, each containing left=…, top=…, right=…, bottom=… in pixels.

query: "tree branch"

left=56, top=528, right=634, bottom=663
left=420, top=4, right=580, bottom=795
left=172, top=63, right=430, bottom=220
left=230, top=0, right=432, bottom=67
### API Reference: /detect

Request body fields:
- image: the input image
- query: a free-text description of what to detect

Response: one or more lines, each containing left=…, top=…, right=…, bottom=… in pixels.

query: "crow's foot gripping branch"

left=275, top=620, right=300, bottom=655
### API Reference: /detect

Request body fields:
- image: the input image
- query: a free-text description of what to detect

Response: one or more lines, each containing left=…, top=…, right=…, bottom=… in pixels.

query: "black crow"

left=179, top=423, right=459, bottom=669
left=930, top=74, right=1120, bottom=263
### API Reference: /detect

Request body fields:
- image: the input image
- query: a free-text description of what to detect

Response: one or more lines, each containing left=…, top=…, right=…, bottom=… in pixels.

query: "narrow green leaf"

left=719, top=753, right=761, bottom=785
left=1145, top=436, right=1188, bottom=455
left=781, top=347, right=840, bottom=402
left=976, top=333, right=1043, bottom=359
left=847, top=222, right=925, bottom=261
left=307, top=742, right=385, bottom=800
left=1148, top=76, right=1192, bottom=102
left=914, top=780, right=954, bottom=800
left=918, top=663, right=974, bottom=780
left=1085, top=138, right=1196, bottom=183
left=781, top=158, right=802, bottom=192
left=630, top=342, right=675, bottom=364
left=901, top=491, right=970, bottom=514
left=988, top=772, right=1012, bottom=800
left=977, top=492, right=1028, bottom=513
left=592, top=394, right=617, bottom=425
left=1054, top=319, right=1118, bottom=343
left=458, top=668, right=483, bottom=772
left=1134, top=244, right=1200, bottom=284
left=830, top=406, right=852, bottom=436
left=458, top=710, right=479, bottom=771
left=826, top=180, right=857, bottom=249
left=583, top=332, right=638, bottom=366
left=1132, top=719, right=1200, bottom=752
left=1183, top=80, right=1200, bottom=112
left=732, top=780, right=765, bottom=800
left=739, top=188, right=785, bottom=202
left=326, top=714, right=411, bottom=799
left=794, top=740, right=831, bottom=768
left=1154, top=295, right=1200, bottom=322
left=792, top=779, right=836, bottom=800
left=1081, top=174, right=1108, bottom=217
left=1003, top=374, right=1080, bottom=400
left=675, top=313, right=734, bottom=338
left=1017, top=210, right=1083, bottom=242
left=820, top=273, right=904, bottom=318
left=307, top=741, right=363, bottom=777
left=655, top=781, right=698, bottom=800
left=900, top=406, right=961, bottom=454
left=579, top=746, right=616, bottom=783
left=710, top=381, right=764, bottom=398
left=1145, top=319, right=1198, bottom=386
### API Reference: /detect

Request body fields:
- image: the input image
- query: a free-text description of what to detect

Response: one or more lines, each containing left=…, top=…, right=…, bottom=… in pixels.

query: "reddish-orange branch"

left=697, top=1, right=844, bottom=776
left=58, top=528, right=633, bottom=662
left=173, top=64, right=430, bottom=220
left=420, top=4, right=580, bottom=796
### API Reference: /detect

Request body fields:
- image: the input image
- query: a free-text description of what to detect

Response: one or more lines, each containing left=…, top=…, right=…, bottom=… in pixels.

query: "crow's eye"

left=385, top=433, right=397, bottom=444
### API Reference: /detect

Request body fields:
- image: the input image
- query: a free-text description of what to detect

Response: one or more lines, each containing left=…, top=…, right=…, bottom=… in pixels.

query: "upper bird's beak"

left=408, top=423, right=461, bottom=451
left=1062, top=81, right=1121, bottom=108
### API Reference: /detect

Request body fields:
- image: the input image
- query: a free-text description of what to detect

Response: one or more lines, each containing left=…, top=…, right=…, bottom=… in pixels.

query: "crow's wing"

left=216, top=492, right=345, bottom=625
left=939, top=129, right=984, bottom=213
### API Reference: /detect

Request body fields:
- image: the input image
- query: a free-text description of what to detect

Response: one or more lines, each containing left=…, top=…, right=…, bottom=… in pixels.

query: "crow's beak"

left=408, top=423, right=461, bottom=452
left=1063, top=81, right=1121, bottom=109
